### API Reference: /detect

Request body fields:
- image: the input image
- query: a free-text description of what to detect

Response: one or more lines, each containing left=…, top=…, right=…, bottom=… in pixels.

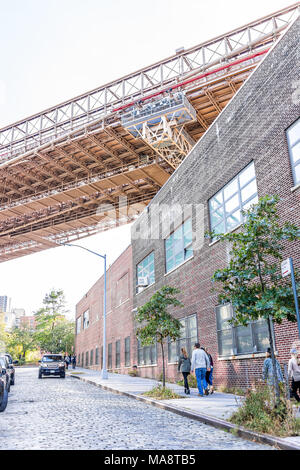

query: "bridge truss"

left=0, top=3, right=299, bottom=262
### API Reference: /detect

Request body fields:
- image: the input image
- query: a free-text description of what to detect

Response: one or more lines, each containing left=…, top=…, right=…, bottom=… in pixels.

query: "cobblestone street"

left=0, top=368, right=273, bottom=450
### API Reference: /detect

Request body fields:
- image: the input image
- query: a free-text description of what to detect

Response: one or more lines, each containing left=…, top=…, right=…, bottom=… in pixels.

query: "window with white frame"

left=286, top=118, right=300, bottom=185
left=216, top=304, right=270, bottom=357
left=136, top=252, right=155, bottom=293
left=165, top=218, right=193, bottom=274
left=83, top=309, right=89, bottom=330
left=209, top=162, right=258, bottom=237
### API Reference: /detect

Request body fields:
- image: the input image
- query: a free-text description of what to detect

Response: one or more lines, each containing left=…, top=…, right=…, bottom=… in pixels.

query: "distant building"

left=0, top=296, right=11, bottom=313
left=20, top=315, right=36, bottom=331
left=0, top=311, right=16, bottom=331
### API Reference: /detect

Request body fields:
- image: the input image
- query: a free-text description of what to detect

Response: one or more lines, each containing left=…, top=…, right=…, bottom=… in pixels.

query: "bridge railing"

left=0, top=3, right=299, bottom=162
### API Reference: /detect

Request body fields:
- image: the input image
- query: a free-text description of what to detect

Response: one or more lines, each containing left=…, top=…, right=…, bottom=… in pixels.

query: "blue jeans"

left=195, top=368, right=207, bottom=396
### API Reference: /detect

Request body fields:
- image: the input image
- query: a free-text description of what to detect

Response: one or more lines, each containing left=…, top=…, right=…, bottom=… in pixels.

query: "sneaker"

left=204, top=388, right=209, bottom=396
left=197, top=393, right=204, bottom=397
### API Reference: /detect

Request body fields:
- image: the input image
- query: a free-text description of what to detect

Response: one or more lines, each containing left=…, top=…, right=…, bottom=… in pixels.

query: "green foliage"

left=230, top=384, right=300, bottom=437
left=208, top=195, right=300, bottom=326
left=136, top=286, right=183, bottom=345
left=143, top=384, right=184, bottom=400
left=208, top=195, right=300, bottom=403
left=136, top=286, right=183, bottom=388
left=34, top=289, right=74, bottom=354
left=7, top=325, right=37, bottom=359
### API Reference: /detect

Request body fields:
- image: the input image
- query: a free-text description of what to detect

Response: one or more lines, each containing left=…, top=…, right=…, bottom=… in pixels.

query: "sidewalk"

left=67, top=366, right=300, bottom=450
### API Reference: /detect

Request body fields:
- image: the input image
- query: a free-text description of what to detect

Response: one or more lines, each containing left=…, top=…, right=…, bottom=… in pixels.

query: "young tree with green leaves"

left=34, top=289, right=74, bottom=354
left=7, top=325, right=37, bottom=360
left=209, top=195, right=300, bottom=403
left=135, top=286, right=183, bottom=388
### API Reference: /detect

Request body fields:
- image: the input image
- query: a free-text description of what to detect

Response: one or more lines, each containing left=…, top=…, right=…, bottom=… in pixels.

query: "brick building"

left=75, top=245, right=136, bottom=373
left=75, top=18, right=300, bottom=388
left=131, top=17, right=300, bottom=388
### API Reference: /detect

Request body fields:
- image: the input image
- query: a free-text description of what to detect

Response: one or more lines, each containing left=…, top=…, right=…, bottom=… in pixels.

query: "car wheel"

left=0, top=388, right=8, bottom=412
left=10, top=375, right=15, bottom=386
left=60, top=373, right=65, bottom=379
left=7, top=381, right=10, bottom=393
left=38, top=372, right=42, bottom=379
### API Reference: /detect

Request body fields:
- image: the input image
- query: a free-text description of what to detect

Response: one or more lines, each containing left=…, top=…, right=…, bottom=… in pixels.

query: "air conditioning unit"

left=137, top=276, right=149, bottom=287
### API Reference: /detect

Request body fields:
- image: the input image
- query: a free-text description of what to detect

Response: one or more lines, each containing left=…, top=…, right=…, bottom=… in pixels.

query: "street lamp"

left=58, top=242, right=108, bottom=379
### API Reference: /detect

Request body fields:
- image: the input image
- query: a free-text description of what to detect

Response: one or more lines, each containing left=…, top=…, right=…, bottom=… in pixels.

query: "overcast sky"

left=0, top=0, right=293, bottom=318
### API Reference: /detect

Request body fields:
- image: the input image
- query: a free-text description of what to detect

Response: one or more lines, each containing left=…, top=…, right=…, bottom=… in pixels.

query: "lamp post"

left=58, top=242, right=108, bottom=379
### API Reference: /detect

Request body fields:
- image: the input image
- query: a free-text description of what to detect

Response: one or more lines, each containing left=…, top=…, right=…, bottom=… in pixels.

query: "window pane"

left=287, top=120, right=300, bottom=146
left=241, top=179, right=258, bottom=203
left=168, top=340, right=177, bottom=363
left=243, top=195, right=258, bottom=211
left=235, top=325, right=253, bottom=354
left=211, top=207, right=224, bottom=227
left=291, top=141, right=300, bottom=165
left=226, top=209, right=241, bottom=230
left=218, top=329, right=233, bottom=356
left=225, top=194, right=239, bottom=214
left=210, top=193, right=223, bottom=210
left=216, top=305, right=232, bottom=330
left=239, top=162, right=255, bottom=188
left=213, top=220, right=225, bottom=235
left=252, top=320, right=270, bottom=352
left=295, top=163, right=300, bottom=185
left=224, top=179, right=238, bottom=201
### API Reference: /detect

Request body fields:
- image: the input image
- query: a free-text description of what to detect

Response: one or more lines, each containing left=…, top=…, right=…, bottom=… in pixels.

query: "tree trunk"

left=267, top=315, right=281, bottom=405
left=160, top=340, right=165, bottom=388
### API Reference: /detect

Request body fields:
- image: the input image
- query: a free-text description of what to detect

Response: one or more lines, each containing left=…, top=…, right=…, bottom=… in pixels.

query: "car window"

left=42, top=356, right=63, bottom=362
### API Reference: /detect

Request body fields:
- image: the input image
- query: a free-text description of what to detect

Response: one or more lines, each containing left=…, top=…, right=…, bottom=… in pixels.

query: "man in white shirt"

left=288, top=348, right=300, bottom=402
left=191, top=343, right=210, bottom=396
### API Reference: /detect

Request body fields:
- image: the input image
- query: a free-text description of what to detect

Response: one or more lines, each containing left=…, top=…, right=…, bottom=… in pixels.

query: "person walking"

left=64, top=355, right=70, bottom=370
left=288, top=348, right=300, bottom=402
left=204, top=347, right=214, bottom=394
left=191, top=343, right=210, bottom=397
left=262, top=347, right=284, bottom=387
left=177, top=347, right=191, bottom=395
left=72, top=354, right=77, bottom=370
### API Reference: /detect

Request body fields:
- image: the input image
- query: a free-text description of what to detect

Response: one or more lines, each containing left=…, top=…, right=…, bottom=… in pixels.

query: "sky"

left=0, top=0, right=294, bottom=318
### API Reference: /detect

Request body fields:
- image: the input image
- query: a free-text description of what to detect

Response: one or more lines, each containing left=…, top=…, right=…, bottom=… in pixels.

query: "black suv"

left=38, top=354, right=65, bottom=378
left=0, top=356, right=11, bottom=393
left=0, top=361, right=9, bottom=412
left=4, top=353, right=18, bottom=386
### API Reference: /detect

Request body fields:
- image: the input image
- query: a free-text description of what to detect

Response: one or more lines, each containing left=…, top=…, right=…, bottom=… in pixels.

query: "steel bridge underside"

left=0, top=4, right=298, bottom=262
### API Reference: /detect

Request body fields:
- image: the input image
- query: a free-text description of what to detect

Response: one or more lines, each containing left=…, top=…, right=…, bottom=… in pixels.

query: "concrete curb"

left=68, top=372, right=300, bottom=451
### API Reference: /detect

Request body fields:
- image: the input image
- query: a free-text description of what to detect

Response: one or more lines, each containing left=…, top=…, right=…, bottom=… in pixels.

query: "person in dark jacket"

left=72, top=355, right=77, bottom=369
left=178, top=347, right=191, bottom=395
left=204, top=347, right=214, bottom=394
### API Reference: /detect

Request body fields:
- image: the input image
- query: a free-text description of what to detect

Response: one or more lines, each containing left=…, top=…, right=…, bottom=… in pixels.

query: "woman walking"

left=288, top=348, right=300, bottom=402
left=262, top=347, right=284, bottom=387
left=205, top=347, right=214, bottom=394
left=178, top=347, right=191, bottom=395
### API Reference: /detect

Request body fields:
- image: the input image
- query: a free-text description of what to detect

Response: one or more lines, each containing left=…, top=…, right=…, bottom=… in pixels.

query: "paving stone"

left=0, top=368, right=273, bottom=450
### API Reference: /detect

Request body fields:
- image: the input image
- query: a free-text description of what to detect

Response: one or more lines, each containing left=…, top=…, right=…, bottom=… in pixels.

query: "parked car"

left=38, top=354, right=65, bottom=379
left=0, top=361, right=8, bottom=412
left=0, top=356, right=10, bottom=393
left=4, top=353, right=18, bottom=386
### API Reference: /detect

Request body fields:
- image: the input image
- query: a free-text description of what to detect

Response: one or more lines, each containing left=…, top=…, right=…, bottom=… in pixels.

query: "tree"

left=208, top=195, right=300, bottom=403
left=0, top=316, right=8, bottom=354
left=7, top=325, right=37, bottom=360
left=34, top=289, right=74, bottom=354
left=135, top=286, right=183, bottom=388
